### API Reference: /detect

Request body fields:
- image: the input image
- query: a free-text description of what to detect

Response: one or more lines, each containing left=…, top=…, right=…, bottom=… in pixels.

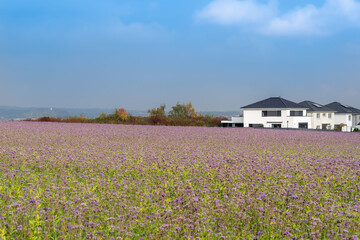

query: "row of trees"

left=35, top=102, right=227, bottom=127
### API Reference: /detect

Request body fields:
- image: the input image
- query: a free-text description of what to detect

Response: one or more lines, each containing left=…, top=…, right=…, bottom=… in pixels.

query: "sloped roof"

left=242, top=97, right=306, bottom=109
left=298, top=101, right=335, bottom=112
left=324, top=102, right=360, bottom=114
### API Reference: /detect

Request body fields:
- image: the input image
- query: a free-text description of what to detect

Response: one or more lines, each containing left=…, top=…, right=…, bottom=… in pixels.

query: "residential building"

left=324, top=102, right=360, bottom=131
left=241, top=97, right=312, bottom=129
left=298, top=101, right=335, bottom=130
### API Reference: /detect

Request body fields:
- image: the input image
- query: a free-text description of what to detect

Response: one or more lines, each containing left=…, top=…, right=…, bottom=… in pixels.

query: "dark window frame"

left=262, top=110, right=281, bottom=117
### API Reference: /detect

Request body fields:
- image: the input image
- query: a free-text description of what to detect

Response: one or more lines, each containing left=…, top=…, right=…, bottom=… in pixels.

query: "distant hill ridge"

left=0, top=106, right=241, bottom=120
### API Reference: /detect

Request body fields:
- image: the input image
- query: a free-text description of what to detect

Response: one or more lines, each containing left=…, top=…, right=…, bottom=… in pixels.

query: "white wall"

left=352, top=114, right=360, bottom=126
left=307, top=112, right=335, bottom=130
left=334, top=114, right=353, bottom=127
left=243, top=109, right=312, bottom=129
left=231, top=117, right=243, bottom=123
left=221, top=116, right=244, bottom=127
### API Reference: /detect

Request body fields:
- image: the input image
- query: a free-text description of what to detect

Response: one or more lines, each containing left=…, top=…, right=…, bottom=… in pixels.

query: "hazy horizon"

left=1, top=0, right=360, bottom=111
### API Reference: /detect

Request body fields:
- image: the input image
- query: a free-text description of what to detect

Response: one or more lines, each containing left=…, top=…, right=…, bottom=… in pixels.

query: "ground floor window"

left=322, top=124, right=330, bottom=130
left=272, top=124, right=282, bottom=128
left=249, top=124, right=263, bottom=128
left=298, top=123, right=308, bottom=129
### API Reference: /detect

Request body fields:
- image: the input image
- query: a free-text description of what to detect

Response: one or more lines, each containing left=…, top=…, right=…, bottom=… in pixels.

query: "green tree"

left=148, top=104, right=166, bottom=117
left=168, top=102, right=197, bottom=118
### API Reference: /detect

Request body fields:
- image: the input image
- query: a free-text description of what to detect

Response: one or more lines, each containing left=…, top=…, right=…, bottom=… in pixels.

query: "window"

left=317, top=113, right=320, bottom=118
left=262, top=111, right=281, bottom=117
left=328, top=113, right=331, bottom=118
left=249, top=124, right=263, bottom=128
left=322, top=113, right=326, bottom=117
left=290, top=111, right=303, bottom=116
left=349, top=115, right=351, bottom=121
left=316, top=125, right=320, bottom=129
left=299, top=123, right=308, bottom=129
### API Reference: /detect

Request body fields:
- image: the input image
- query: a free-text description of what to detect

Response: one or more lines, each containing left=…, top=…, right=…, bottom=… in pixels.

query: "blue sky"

left=1, top=0, right=359, bottom=111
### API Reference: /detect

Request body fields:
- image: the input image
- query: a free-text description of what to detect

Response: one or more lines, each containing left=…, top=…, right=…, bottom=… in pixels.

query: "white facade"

left=307, top=112, right=335, bottom=130
left=243, top=109, right=312, bottom=129
left=333, top=113, right=360, bottom=132
left=221, top=116, right=243, bottom=127
left=353, top=114, right=360, bottom=126
left=334, top=114, right=354, bottom=127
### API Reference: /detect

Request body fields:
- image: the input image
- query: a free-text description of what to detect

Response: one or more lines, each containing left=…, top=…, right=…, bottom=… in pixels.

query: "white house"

left=241, top=97, right=312, bottom=129
left=298, top=101, right=335, bottom=130
left=324, top=102, right=360, bottom=132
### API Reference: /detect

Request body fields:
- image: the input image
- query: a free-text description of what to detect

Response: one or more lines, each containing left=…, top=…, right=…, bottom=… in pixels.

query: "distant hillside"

left=0, top=106, right=112, bottom=120
left=0, top=106, right=241, bottom=121
left=198, top=111, right=242, bottom=119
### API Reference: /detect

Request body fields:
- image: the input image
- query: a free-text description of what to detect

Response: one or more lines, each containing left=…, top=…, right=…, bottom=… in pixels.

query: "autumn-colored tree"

left=148, top=104, right=166, bottom=117
left=168, top=102, right=197, bottom=118
left=115, top=108, right=127, bottom=121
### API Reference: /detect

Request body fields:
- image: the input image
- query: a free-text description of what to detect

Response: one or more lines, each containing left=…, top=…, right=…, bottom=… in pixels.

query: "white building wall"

left=352, top=114, right=360, bottom=126
left=243, top=109, right=312, bottom=129
left=307, top=112, right=335, bottom=130
left=334, top=114, right=353, bottom=127
left=231, top=117, right=243, bottom=123
left=221, top=116, right=244, bottom=127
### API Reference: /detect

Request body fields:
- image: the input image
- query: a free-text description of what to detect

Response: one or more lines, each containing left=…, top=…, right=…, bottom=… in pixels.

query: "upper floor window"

left=349, top=115, right=352, bottom=121
left=290, top=111, right=303, bottom=116
left=317, top=113, right=320, bottom=118
left=262, top=110, right=281, bottom=117
left=322, top=113, right=326, bottom=117
left=328, top=113, right=332, bottom=118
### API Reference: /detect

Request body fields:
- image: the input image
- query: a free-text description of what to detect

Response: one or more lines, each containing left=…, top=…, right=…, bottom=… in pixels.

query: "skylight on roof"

left=341, top=104, right=350, bottom=108
left=313, top=103, right=323, bottom=108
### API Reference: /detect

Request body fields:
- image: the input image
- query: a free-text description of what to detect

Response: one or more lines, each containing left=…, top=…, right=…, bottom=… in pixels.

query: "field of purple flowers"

left=0, top=121, right=360, bottom=239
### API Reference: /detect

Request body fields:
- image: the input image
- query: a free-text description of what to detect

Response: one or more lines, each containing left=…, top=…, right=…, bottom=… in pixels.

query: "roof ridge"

left=278, top=97, right=287, bottom=108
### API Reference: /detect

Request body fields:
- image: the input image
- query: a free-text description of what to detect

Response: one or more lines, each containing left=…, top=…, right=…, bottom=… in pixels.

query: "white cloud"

left=196, top=0, right=360, bottom=36
left=263, top=5, right=324, bottom=35
left=195, top=0, right=277, bottom=25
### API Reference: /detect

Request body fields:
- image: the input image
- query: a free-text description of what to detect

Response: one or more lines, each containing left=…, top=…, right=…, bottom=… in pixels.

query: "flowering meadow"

left=1, top=122, right=360, bottom=239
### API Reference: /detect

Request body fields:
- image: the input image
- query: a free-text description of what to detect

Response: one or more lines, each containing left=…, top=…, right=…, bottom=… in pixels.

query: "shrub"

left=148, top=104, right=166, bottom=117
left=37, top=117, right=62, bottom=122
left=168, top=102, right=196, bottom=118
left=115, top=108, right=127, bottom=121
left=148, top=115, right=168, bottom=125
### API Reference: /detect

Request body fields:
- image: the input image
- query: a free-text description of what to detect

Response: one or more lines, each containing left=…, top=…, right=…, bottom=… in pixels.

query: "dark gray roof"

left=324, top=102, right=360, bottom=114
left=298, top=101, right=335, bottom=112
left=242, top=97, right=306, bottom=109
